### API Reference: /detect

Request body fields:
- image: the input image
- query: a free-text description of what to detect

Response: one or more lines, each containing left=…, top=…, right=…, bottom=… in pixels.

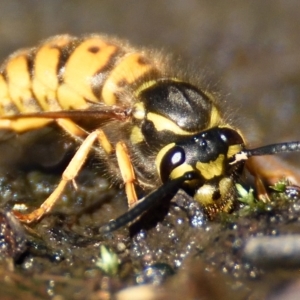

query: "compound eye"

left=219, top=128, right=244, bottom=146
left=160, top=146, right=186, bottom=183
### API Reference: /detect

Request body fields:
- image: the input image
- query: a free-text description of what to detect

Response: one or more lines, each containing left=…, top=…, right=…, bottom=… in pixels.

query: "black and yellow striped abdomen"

left=0, top=34, right=163, bottom=116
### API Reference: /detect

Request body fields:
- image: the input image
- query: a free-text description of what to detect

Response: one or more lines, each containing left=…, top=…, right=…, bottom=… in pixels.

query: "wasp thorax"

left=140, top=80, right=212, bottom=131
left=133, top=80, right=221, bottom=146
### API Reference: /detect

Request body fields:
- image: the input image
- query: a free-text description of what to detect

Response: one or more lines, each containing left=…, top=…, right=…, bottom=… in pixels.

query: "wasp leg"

left=0, top=118, right=53, bottom=132
left=96, top=129, right=114, bottom=154
left=254, top=176, right=270, bottom=203
left=246, top=156, right=300, bottom=201
left=13, top=130, right=101, bottom=223
left=56, top=118, right=94, bottom=189
left=6, top=116, right=137, bottom=222
left=116, top=142, right=138, bottom=207
left=56, top=118, right=88, bottom=139
left=57, top=118, right=114, bottom=155
left=57, top=119, right=138, bottom=208
left=246, top=156, right=300, bottom=186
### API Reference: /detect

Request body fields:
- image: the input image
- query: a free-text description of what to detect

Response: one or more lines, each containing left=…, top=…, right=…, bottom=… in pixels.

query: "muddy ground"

left=0, top=1, right=299, bottom=299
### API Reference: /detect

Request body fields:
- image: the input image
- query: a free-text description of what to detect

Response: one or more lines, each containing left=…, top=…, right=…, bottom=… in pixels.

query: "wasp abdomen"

left=0, top=35, right=162, bottom=116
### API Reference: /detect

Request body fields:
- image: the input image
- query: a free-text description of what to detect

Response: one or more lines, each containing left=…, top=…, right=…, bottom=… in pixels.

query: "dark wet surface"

left=0, top=1, right=299, bottom=299
left=0, top=167, right=299, bottom=299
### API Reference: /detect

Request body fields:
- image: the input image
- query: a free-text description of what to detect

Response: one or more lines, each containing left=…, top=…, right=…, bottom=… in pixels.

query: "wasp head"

left=156, top=126, right=245, bottom=216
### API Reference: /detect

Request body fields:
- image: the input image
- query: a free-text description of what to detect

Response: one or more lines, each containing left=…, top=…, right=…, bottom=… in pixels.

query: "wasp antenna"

left=246, top=141, right=300, bottom=156
left=99, top=171, right=197, bottom=234
left=231, top=141, right=300, bottom=165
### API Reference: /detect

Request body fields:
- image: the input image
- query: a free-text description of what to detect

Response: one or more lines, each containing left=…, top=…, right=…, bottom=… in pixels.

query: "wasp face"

left=156, top=126, right=245, bottom=217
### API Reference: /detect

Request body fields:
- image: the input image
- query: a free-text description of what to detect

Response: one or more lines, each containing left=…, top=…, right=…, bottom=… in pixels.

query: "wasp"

left=0, top=34, right=299, bottom=232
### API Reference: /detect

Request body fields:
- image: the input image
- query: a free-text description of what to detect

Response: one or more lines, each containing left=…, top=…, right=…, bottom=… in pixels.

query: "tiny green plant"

left=236, top=184, right=255, bottom=206
left=96, top=245, right=119, bottom=276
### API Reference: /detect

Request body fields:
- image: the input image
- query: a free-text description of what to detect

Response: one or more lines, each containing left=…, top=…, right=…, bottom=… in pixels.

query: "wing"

left=0, top=104, right=132, bottom=168
left=0, top=104, right=132, bottom=133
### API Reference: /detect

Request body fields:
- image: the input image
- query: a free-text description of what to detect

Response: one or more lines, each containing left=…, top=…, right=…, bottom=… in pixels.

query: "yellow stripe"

left=0, top=75, right=12, bottom=115
left=147, top=112, right=196, bottom=135
left=133, top=79, right=158, bottom=98
left=134, top=77, right=182, bottom=98
left=102, top=53, right=155, bottom=105
left=56, top=85, right=90, bottom=110
left=61, top=38, right=119, bottom=108
left=0, top=118, right=53, bottom=132
left=6, top=51, right=33, bottom=113
left=33, top=35, right=73, bottom=111
left=209, top=105, right=222, bottom=127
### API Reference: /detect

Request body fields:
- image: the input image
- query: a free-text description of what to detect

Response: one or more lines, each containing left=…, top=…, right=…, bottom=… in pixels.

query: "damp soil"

left=0, top=167, right=300, bottom=300
left=0, top=2, right=299, bottom=299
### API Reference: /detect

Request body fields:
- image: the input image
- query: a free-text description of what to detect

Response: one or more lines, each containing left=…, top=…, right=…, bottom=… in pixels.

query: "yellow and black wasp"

left=0, top=34, right=299, bottom=232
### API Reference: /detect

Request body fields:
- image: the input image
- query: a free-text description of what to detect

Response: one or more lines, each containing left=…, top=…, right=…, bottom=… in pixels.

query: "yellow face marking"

left=102, top=53, right=156, bottom=106
left=194, top=177, right=234, bottom=209
left=218, top=177, right=235, bottom=213
left=130, top=125, right=144, bottom=144
left=227, top=144, right=243, bottom=159
left=196, top=154, right=225, bottom=180
left=33, top=35, right=74, bottom=111
left=169, top=164, right=194, bottom=180
left=147, top=112, right=196, bottom=135
left=5, top=51, right=33, bottom=112
left=219, top=177, right=233, bottom=199
left=61, top=38, right=119, bottom=108
left=194, top=184, right=216, bottom=205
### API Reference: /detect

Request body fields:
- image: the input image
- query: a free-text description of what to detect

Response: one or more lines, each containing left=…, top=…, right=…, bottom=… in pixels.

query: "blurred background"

left=0, top=0, right=299, bottom=160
